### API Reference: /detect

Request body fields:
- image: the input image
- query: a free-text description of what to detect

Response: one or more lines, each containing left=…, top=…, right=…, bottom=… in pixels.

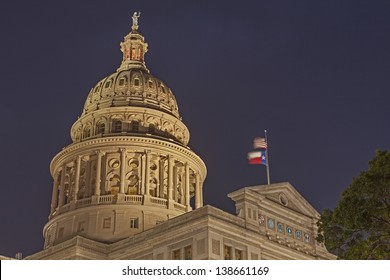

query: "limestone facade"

left=28, top=182, right=334, bottom=260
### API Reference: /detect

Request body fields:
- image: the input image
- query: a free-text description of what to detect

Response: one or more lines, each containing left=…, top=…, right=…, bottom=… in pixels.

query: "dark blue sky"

left=1, top=0, right=389, bottom=257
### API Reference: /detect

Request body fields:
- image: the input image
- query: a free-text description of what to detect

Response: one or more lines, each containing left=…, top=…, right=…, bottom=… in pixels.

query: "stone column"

left=50, top=173, right=59, bottom=215
left=195, top=172, right=201, bottom=209
left=168, top=155, right=174, bottom=200
left=185, top=163, right=190, bottom=211
left=94, top=152, right=103, bottom=195
left=173, top=165, right=178, bottom=201
left=58, top=166, right=66, bottom=207
left=144, top=150, right=150, bottom=196
left=74, top=156, right=81, bottom=200
left=141, top=153, right=146, bottom=195
left=119, top=148, right=126, bottom=194
left=159, top=158, right=165, bottom=198
left=200, top=181, right=203, bottom=206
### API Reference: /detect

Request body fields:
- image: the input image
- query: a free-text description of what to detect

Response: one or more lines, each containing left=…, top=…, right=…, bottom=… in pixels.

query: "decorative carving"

left=128, top=159, right=139, bottom=169
left=109, top=159, right=120, bottom=169
left=132, top=12, right=141, bottom=30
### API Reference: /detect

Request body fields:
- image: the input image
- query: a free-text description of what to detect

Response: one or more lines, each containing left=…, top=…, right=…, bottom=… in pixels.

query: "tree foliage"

left=317, top=150, right=390, bottom=259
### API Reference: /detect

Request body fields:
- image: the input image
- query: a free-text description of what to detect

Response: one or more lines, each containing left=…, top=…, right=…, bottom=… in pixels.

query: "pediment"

left=247, top=182, right=319, bottom=218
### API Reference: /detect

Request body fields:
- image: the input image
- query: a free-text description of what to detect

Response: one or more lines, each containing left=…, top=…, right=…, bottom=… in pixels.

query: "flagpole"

left=265, top=129, right=270, bottom=185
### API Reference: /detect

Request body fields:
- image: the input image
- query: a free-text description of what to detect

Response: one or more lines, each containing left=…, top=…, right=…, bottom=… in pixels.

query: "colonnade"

left=49, top=148, right=204, bottom=216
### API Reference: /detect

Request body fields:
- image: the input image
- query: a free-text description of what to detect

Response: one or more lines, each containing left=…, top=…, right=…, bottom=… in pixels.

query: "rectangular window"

left=130, top=218, right=139, bottom=229
left=235, top=249, right=242, bottom=260
left=103, top=218, right=111, bottom=229
left=248, top=207, right=252, bottom=219
left=78, top=221, right=85, bottom=232
left=172, top=249, right=181, bottom=260
left=184, top=246, right=192, bottom=260
left=119, top=78, right=125, bottom=86
left=57, top=227, right=64, bottom=238
left=224, top=245, right=232, bottom=260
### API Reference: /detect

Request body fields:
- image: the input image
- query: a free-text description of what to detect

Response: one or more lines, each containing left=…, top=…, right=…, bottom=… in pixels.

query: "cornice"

left=50, top=135, right=207, bottom=178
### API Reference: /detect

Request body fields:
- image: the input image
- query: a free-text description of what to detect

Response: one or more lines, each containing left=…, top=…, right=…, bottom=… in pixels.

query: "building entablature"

left=50, top=136, right=206, bottom=178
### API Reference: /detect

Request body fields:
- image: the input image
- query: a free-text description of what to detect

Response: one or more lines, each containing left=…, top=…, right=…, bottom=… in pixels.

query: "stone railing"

left=76, top=197, right=92, bottom=208
left=124, top=195, right=143, bottom=203
left=52, top=195, right=187, bottom=216
left=173, top=202, right=186, bottom=212
left=99, top=195, right=114, bottom=204
left=58, top=204, right=71, bottom=214
left=150, top=197, right=168, bottom=207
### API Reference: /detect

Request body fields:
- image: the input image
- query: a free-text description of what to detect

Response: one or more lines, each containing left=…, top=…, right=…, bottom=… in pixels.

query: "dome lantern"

left=118, top=12, right=148, bottom=71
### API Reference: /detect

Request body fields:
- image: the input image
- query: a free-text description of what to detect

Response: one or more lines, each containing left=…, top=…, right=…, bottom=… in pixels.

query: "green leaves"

left=317, top=150, right=390, bottom=259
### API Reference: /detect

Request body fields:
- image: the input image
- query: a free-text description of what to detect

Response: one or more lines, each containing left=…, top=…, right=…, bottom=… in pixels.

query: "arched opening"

left=83, top=127, right=91, bottom=139
left=131, top=121, right=139, bottom=132
left=96, top=123, right=105, bottom=134
left=127, top=174, right=139, bottom=195
left=148, top=124, right=156, bottom=134
left=112, top=120, right=122, bottom=133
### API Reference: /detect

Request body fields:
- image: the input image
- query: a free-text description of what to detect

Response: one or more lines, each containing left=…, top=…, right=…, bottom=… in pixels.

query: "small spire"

left=132, top=11, right=141, bottom=31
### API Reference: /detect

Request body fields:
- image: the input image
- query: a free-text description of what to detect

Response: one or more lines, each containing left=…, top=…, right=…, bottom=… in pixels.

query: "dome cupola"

left=118, top=12, right=148, bottom=71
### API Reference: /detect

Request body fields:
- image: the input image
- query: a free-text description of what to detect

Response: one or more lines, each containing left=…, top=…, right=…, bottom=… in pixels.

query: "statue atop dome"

left=132, top=12, right=141, bottom=31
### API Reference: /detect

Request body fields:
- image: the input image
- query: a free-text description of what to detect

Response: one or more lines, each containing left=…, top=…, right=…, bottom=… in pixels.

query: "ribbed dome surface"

left=82, top=17, right=180, bottom=119
left=83, top=68, right=180, bottom=118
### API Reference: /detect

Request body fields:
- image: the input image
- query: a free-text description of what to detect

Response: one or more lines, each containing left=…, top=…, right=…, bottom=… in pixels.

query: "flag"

left=247, top=151, right=267, bottom=165
left=253, top=137, right=267, bottom=149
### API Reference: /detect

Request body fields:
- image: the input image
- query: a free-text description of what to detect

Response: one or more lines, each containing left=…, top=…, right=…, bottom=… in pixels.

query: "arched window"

left=104, top=80, right=111, bottom=89
left=148, top=124, right=156, bottom=134
left=131, top=121, right=139, bottom=132
left=83, top=127, right=91, bottom=139
left=118, top=78, right=125, bottom=86
left=96, top=123, right=105, bottom=134
left=112, top=120, right=122, bottom=133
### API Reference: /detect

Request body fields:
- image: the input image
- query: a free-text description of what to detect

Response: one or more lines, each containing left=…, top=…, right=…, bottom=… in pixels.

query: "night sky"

left=1, top=0, right=389, bottom=258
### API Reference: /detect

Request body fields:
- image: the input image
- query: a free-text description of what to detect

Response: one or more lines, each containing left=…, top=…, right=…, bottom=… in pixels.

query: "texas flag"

left=247, top=151, right=267, bottom=165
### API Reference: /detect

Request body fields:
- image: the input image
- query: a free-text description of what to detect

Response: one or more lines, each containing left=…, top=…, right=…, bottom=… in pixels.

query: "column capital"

left=94, top=150, right=105, bottom=156
left=167, top=154, right=174, bottom=162
left=119, top=148, right=127, bottom=153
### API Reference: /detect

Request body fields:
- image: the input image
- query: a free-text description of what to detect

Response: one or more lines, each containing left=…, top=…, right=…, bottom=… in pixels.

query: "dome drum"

left=47, top=135, right=206, bottom=245
left=71, top=107, right=189, bottom=145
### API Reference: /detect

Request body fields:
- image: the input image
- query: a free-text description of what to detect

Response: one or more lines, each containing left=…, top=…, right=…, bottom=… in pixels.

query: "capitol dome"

left=44, top=13, right=207, bottom=248
left=70, top=17, right=189, bottom=146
